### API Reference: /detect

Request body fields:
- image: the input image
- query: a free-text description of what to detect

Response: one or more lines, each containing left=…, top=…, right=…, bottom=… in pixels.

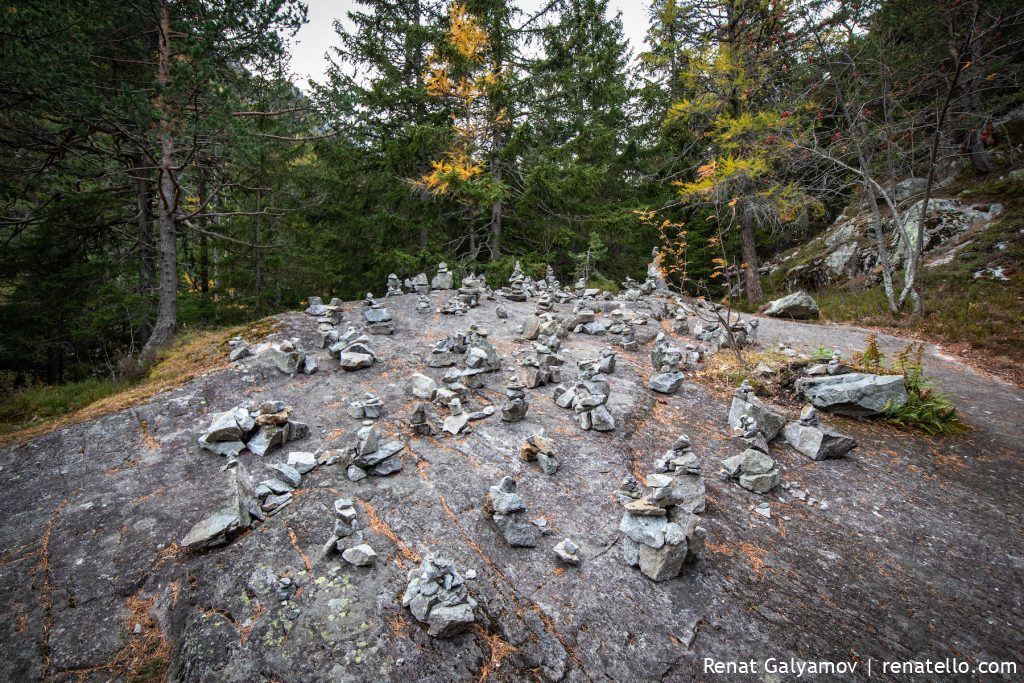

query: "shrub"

left=882, top=343, right=967, bottom=436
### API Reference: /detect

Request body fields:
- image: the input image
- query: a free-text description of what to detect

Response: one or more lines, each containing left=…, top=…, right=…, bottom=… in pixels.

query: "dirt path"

left=754, top=315, right=1024, bottom=453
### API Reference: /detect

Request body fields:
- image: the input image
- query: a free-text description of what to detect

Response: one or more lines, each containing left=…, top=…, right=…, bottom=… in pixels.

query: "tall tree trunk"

left=739, top=206, right=762, bottom=304
left=254, top=171, right=263, bottom=315
left=143, top=1, right=178, bottom=358
left=131, top=151, right=156, bottom=344
left=966, top=13, right=993, bottom=174
left=198, top=164, right=209, bottom=296
left=490, top=158, right=502, bottom=260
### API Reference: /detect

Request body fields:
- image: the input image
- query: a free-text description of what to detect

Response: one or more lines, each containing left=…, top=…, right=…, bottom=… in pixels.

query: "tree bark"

left=142, top=1, right=179, bottom=358
left=198, top=164, right=209, bottom=296
left=739, top=206, right=762, bottom=304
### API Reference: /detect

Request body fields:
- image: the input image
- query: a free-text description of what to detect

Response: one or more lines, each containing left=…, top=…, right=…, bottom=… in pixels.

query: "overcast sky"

left=287, top=0, right=651, bottom=87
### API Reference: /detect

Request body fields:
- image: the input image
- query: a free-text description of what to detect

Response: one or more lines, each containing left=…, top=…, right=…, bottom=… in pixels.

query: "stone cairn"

left=727, top=379, right=785, bottom=441
left=253, top=450, right=321, bottom=516
left=617, top=435, right=707, bottom=581
left=347, top=392, right=383, bottom=420
left=520, top=432, right=558, bottom=475
left=363, top=294, right=395, bottom=335
left=410, top=402, right=437, bottom=436
left=457, top=272, right=486, bottom=308
left=724, top=393, right=778, bottom=493
left=620, top=324, right=639, bottom=352
left=649, top=333, right=685, bottom=394
left=553, top=368, right=615, bottom=431
left=405, top=273, right=430, bottom=294
left=198, top=399, right=310, bottom=458
left=578, top=349, right=616, bottom=376
left=502, top=261, right=528, bottom=302
left=324, top=497, right=378, bottom=567
left=620, top=276, right=643, bottom=301
left=227, top=336, right=252, bottom=362
left=343, top=421, right=406, bottom=481
left=484, top=476, right=539, bottom=547
left=519, top=337, right=563, bottom=388
left=402, top=556, right=477, bottom=637
left=385, top=274, right=403, bottom=297
left=308, top=296, right=344, bottom=349
left=643, top=246, right=667, bottom=293
left=783, top=405, right=858, bottom=461
left=431, top=262, right=453, bottom=290
left=328, top=326, right=378, bottom=371
left=500, top=373, right=529, bottom=422
left=416, top=293, right=431, bottom=314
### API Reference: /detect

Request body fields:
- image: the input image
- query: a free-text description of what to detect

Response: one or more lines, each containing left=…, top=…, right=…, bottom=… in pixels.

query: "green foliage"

left=0, top=377, right=141, bottom=436
left=884, top=346, right=967, bottom=436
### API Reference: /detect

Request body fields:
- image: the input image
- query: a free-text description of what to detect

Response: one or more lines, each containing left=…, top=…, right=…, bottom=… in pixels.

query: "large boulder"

left=763, top=291, right=820, bottom=319
left=795, top=373, right=908, bottom=417
left=727, top=394, right=786, bottom=441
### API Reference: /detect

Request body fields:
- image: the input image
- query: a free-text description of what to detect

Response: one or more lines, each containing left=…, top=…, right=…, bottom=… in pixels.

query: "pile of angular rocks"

left=181, top=460, right=259, bottom=549
left=553, top=369, right=615, bottom=431
left=484, top=476, right=539, bottom=547
left=721, top=415, right=782, bottom=494
left=348, top=393, right=383, bottom=420
left=727, top=380, right=785, bottom=440
left=343, top=422, right=406, bottom=481
left=253, top=453, right=318, bottom=515
left=363, top=295, right=395, bottom=335
left=259, top=339, right=317, bottom=375
left=431, top=262, right=453, bottom=290
left=198, top=400, right=309, bottom=458
left=324, top=497, right=378, bottom=567
left=520, top=433, right=558, bottom=475
left=578, top=349, right=616, bottom=375
left=783, top=405, right=858, bottom=461
left=617, top=435, right=707, bottom=581
left=328, top=327, right=378, bottom=371
left=649, top=336, right=686, bottom=394
left=402, top=556, right=477, bottom=637
left=500, top=373, right=529, bottom=422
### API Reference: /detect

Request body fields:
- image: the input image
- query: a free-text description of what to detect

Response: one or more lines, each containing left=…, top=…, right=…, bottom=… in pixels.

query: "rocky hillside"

left=760, top=170, right=1024, bottom=374
left=0, top=286, right=1021, bottom=682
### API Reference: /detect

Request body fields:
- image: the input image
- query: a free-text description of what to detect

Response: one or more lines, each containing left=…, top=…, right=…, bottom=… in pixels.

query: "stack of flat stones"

left=253, top=452, right=318, bottom=514
left=617, top=435, right=708, bottom=581
left=198, top=400, right=309, bottom=458
left=457, top=272, right=485, bottom=307
left=347, top=393, right=383, bottom=420
left=431, top=262, right=453, bottom=290
left=722, top=403, right=782, bottom=494
left=520, top=433, right=558, bottom=475
left=783, top=405, right=858, bottom=461
left=485, top=476, right=539, bottom=547
left=344, top=422, right=405, bottom=481
left=402, top=556, right=477, bottom=637
left=308, top=296, right=345, bottom=349
left=619, top=324, right=639, bottom=352
left=649, top=333, right=685, bottom=394
left=410, top=402, right=437, bottom=436
left=227, top=336, right=252, bottom=362
left=500, top=373, right=529, bottom=422
left=328, top=326, right=378, bottom=371
left=502, top=261, right=529, bottom=302
left=405, top=273, right=430, bottom=294
left=363, top=295, right=395, bottom=335
left=324, top=498, right=378, bottom=567
left=553, top=368, right=615, bottom=431
left=416, top=293, right=431, bottom=314
left=577, top=349, right=616, bottom=375
left=385, top=274, right=403, bottom=297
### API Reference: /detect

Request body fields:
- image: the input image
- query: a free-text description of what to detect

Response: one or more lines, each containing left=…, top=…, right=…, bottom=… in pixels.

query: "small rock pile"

left=343, top=422, right=406, bottom=481
left=324, top=497, right=378, bottom=567
left=198, top=400, right=309, bottom=458
left=721, top=431, right=782, bottom=495
left=181, top=460, right=259, bottom=549
left=405, top=273, right=430, bottom=294
left=783, top=405, right=858, bottom=461
left=553, top=369, right=615, bottom=431
left=501, top=261, right=529, bottom=302
left=728, top=380, right=785, bottom=440
left=227, top=336, right=252, bottom=362
left=328, top=327, right=378, bottom=371
left=578, top=349, right=616, bottom=375
left=416, top=293, right=431, bottom=314
left=649, top=333, right=685, bottom=394
left=456, top=272, right=486, bottom=308
left=431, top=262, right=453, bottom=290
left=253, top=453, right=319, bottom=514
left=619, top=324, right=639, bottom=352
left=363, top=295, right=395, bottom=335
left=308, top=296, right=345, bottom=349
left=500, top=373, right=529, bottom=422
left=618, top=435, right=707, bottom=581
left=484, top=476, right=539, bottom=547
left=347, top=393, right=383, bottom=419
left=402, top=556, right=477, bottom=637
left=385, top=274, right=403, bottom=297
left=520, top=433, right=558, bottom=475
left=410, top=402, right=437, bottom=436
